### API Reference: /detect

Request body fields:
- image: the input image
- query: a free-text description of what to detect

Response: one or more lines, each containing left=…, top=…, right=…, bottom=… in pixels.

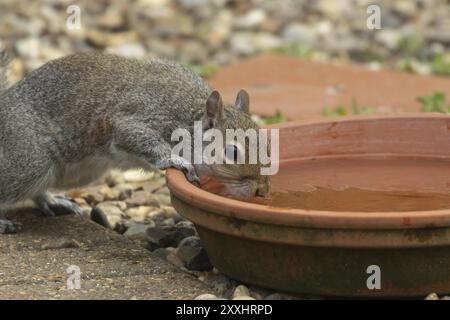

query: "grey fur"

left=0, top=52, right=266, bottom=220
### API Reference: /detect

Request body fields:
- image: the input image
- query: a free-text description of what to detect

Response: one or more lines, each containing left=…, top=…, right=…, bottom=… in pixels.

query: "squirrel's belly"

left=51, top=155, right=113, bottom=190
left=51, top=151, right=153, bottom=190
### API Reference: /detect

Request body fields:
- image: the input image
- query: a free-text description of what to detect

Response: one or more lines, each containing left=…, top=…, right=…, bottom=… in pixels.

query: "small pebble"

left=232, top=285, right=250, bottom=299
left=195, top=293, right=219, bottom=300
left=126, top=190, right=160, bottom=207
left=232, top=295, right=255, bottom=300
left=173, top=212, right=185, bottom=223
left=146, top=225, right=195, bottom=249
left=90, top=207, right=112, bottom=229
left=264, top=292, right=297, bottom=300
left=425, top=293, right=439, bottom=300
left=211, top=275, right=234, bottom=296
left=160, top=218, right=175, bottom=226
left=177, top=245, right=212, bottom=271
left=123, top=222, right=153, bottom=240
left=166, top=252, right=185, bottom=268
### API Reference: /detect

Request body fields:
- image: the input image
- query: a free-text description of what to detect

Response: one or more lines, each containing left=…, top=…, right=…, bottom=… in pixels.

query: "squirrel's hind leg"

left=33, top=192, right=83, bottom=217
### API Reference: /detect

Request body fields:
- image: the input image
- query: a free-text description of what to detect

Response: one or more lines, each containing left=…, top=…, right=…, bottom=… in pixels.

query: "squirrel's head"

left=194, top=89, right=270, bottom=200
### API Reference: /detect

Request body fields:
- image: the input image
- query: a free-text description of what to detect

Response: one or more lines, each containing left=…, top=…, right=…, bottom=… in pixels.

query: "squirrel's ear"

left=235, top=89, right=250, bottom=114
left=204, top=90, right=223, bottom=129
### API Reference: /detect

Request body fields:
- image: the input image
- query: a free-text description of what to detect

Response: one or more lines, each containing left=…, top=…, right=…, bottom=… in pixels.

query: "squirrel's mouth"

left=194, top=163, right=269, bottom=199
left=219, top=183, right=258, bottom=200
left=198, top=174, right=260, bottom=200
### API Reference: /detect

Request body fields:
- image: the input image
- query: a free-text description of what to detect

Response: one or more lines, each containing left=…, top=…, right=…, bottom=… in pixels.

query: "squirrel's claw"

left=173, top=157, right=200, bottom=185
left=158, top=156, right=200, bottom=186
left=34, top=193, right=84, bottom=217
left=185, top=169, right=200, bottom=186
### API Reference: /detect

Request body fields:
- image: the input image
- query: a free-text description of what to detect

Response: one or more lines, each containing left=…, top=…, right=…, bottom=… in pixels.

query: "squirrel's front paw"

left=184, top=168, right=200, bottom=185
left=157, top=156, right=200, bottom=184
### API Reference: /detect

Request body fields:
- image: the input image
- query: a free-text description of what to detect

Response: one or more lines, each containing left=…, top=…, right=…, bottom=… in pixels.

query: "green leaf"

left=186, top=63, right=219, bottom=78
left=431, top=53, right=450, bottom=76
left=272, top=43, right=314, bottom=58
left=262, top=110, right=285, bottom=125
left=418, top=91, right=448, bottom=113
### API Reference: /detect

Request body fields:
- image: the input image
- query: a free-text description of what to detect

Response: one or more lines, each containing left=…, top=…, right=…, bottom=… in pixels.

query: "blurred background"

left=0, top=0, right=449, bottom=84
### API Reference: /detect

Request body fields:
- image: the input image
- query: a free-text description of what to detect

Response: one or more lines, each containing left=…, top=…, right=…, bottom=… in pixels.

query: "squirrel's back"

left=2, top=52, right=210, bottom=119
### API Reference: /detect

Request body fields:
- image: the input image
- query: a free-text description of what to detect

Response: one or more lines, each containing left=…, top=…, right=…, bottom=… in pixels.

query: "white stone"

left=106, top=43, right=147, bottom=59
left=282, top=23, right=317, bottom=45
left=123, top=169, right=155, bottom=182
left=234, top=9, right=267, bottom=29
left=195, top=293, right=218, bottom=300
left=16, top=37, right=40, bottom=60
left=232, top=285, right=250, bottom=299
left=232, top=295, right=255, bottom=300
left=231, top=32, right=282, bottom=55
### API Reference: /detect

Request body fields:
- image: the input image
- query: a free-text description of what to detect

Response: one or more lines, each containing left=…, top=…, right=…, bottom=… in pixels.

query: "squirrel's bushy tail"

left=0, top=46, right=10, bottom=93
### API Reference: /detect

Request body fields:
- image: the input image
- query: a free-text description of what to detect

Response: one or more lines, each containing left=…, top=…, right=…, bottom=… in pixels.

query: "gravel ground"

left=0, top=208, right=210, bottom=299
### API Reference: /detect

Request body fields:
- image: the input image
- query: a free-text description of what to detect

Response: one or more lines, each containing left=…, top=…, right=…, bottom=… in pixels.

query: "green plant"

left=186, top=63, right=219, bottom=78
left=397, top=34, right=424, bottom=57
left=430, top=53, right=450, bottom=76
left=322, top=99, right=374, bottom=117
left=272, top=43, right=314, bottom=58
left=356, top=48, right=387, bottom=63
left=397, top=54, right=450, bottom=77
left=351, top=98, right=375, bottom=115
left=261, top=110, right=286, bottom=125
left=397, top=58, right=415, bottom=73
left=418, top=91, right=450, bottom=113
left=322, top=105, right=347, bottom=117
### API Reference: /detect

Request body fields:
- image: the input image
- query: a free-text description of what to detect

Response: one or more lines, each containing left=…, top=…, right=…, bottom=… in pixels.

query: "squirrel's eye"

left=225, top=144, right=239, bottom=163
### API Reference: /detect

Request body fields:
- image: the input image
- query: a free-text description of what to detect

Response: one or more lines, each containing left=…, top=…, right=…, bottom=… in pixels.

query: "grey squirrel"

left=0, top=50, right=269, bottom=234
